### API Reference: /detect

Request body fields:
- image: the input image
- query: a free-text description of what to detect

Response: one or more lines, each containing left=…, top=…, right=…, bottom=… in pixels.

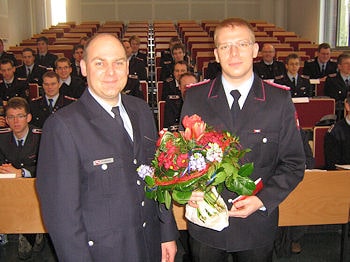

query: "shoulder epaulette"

left=209, top=59, right=216, bottom=63
left=188, top=79, right=211, bottom=88
left=16, top=65, right=23, bottom=69
left=128, top=74, right=138, bottom=79
left=165, top=77, right=174, bottom=82
left=139, top=50, right=146, bottom=54
left=135, top=57, right=144, bottom=62
left=274, top=75, right=284, bottom=80
left=168, top=95, right=181, bottom=99
left=6, top=51, right=14, bottom=55
left=330, top=58, right=337, bottom=63
left=123, top=90, right=131, bottom=94
left=300, top=75, right=310, bottom=79
left=64, top=95, right=77, bottom=101
left=32, top=128, right=42, bottom=134
left=31, top=96, right=43, bottom=101
left=0, top=128, right=11, bottom=133
left=0, top=80, right=3, bottom=84
left=163, top=50, right=171, bottom=54
left=264, top=80, right=290, bottom=90
left=163, top=61, right=172, bottom=65
left=327, top=124, right=335, bottom=133
left=328, top=73, right=337, bottom=78
left=306, top=58, right=315, bottom=63
left=17, top=78, right=27, bottom=81
left=38, top=65, right=47, bottom=69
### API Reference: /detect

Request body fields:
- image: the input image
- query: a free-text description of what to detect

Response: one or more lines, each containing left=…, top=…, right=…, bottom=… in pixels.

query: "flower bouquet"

left=137, top=114, right=256, bottom=231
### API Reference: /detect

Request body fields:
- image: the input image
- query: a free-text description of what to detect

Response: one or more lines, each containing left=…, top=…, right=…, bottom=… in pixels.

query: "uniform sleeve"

left=324, top=131, right=339, bottom=170
left=36, top=115, right=93, bottom=262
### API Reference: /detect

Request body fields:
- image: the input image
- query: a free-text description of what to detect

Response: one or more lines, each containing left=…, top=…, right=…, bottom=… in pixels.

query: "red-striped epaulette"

left=187, top=79, right=211, bottom=89
left=274, top=75, right=284, bottom=80
left=31, top=96, right=43, bottom=101
left=32, top=128, right=42, bottom=134
left=128, top=74, right=138, bottom=79
left=64, top=95, right=77, bottom=101
left=165, top=77, right=174, bottom=82
left=0, top=128, right=11, bottom=133
left=327, top=73, right=337, bottom=78
left=264, top=80, right=290, bottom=90
left=300, top=75, right=310, bottom=79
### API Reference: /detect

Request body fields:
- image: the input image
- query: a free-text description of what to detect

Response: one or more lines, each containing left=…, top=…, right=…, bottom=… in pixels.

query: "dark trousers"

left=189, top=236, right=273, bottom=262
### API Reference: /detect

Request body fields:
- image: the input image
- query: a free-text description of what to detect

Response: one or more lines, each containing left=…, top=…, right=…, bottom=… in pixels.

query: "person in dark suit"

left=15, top=48, right=47, bottom=86
left=160, top=37, right=182, bottom=70
left=123, top=39, right=147, bottom=81
left=274, top=53, right=314, bottom=97
left=36, top=33, right=178, bottom=262
left=324, top=52, right=350, bottom=120
left=162, top=60, right=189, bottom=101
left=30, top=71, right=76, bottom=128
left=34, top=36, right=58, bottom=69
left=0, top=38, right=17, bottom=66
left=204, top=60, right=222, bottom=80
left=0, top=59, right=28, bottom=102
left=129, top=35, right=148, bottom=67
left=253, top=43, right=286, bottom=80
left=70, top=44, right=87, bottom=84
left=122, top=74, right=144, bottom=99
left=55, top=57, right=86, bottom=98
left=164, top=72, right=197, bottom=131
left=324, top=92, right=350, bottom=170
left=182, top=18, right=305, bottom=262
left=302, top=43, right=338, bottom=80
left=160, top=43, right=187, bottom=81
left=0, top=97, right=43, bottom=260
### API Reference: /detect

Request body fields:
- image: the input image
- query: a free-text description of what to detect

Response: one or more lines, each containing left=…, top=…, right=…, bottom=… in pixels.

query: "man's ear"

left=80, top=59, right=87, bottom=77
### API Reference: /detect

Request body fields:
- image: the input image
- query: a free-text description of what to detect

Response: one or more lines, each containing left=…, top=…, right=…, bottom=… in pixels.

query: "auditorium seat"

left=140, top=80, right=149, bottom=103
left=158, top=100, right=166, bottom=131
left=313, top=126, right=330, bottom=169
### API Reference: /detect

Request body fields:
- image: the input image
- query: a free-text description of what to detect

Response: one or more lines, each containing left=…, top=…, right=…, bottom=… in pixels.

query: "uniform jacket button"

left=88, top=240, right=94, bottom=246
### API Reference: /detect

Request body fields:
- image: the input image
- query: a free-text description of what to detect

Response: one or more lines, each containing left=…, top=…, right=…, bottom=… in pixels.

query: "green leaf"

left=164, top=190, right=171, bottom=209
left=225, top=176, right=256, bottom=195
left=144, top=175, right=155, bottom=186
left=222, top=163, right=234, bottom=174
left=238, top=163, right=254, bottom=177
left=157, top=190, right=165, bottom=203
left=211, top=171, right=226, bottom=185
left=172, top=190, right=192, bottom=205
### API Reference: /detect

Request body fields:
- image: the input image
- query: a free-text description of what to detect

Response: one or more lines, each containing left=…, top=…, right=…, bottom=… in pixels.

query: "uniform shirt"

left=30, top=94, right=76, bottom=128
left=0, top=125, right=41, bottom=177
left=324, top=117, right=350, bottom=170
left=253, top=59, right=286, bottom=80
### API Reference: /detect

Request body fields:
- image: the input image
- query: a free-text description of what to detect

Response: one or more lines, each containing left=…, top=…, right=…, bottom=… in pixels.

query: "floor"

left=0, top=225, right=348, bottom=262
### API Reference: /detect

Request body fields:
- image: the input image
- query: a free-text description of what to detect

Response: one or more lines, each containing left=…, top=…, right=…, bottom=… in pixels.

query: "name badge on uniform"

left=93, top=158, right=114, bottom=166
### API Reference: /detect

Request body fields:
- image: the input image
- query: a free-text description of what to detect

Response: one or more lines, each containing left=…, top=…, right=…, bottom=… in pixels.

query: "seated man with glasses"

left=253, top=43, right=286, bottom=80
left=55, top=57, right=86, bottom=99
left=0, top=97, right=44, bottom=260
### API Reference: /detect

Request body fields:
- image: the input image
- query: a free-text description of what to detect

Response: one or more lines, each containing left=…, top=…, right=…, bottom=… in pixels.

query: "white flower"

left=206, top=143, right=223, bottom=162
left=189, top=153, right=206, bottom=171
left=137, top=165, right=154, bottom=179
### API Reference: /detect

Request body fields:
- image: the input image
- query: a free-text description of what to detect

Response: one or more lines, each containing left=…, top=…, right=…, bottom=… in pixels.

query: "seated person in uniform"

left=253, top=43, right=286, bottom=80
left=0, top=59, right=28, bottom=102
left=70, top=44, right=87, bottom=84
left=324, top=92, right=350, bottom=170
left=164, top=72, right=197, bottom=131
left=122, top=75, right=144, bottom=99
left=129, top=35, right=147, bottom=67
left=204, top=60, right=222, bottom=80
left=123, top=39, right=147, bottom=81
left=160, top=36, right=182, bottom=68
left=0, top=97, right=43, bottom=260
left=34, top=36, right=58, bottom=69
left=274, top=53, right=313, bottom=97
left=30, top=71, right=76, bottom=128
left=15, top=47, right=47, bottom=86
left=302, top=43, right=338, bottom=80
left=0, top=38, right=17, bottom=66
left=324, top=52, right=350, bottom=120
left=161, top=60, right=189, bottom=101
left=55, top=57, right=85, bottom=99
left=160, top=43, right=187, bottom=81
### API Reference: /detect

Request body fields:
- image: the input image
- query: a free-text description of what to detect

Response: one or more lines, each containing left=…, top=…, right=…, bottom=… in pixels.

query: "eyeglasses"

left=56, top=66, right=70, bottom=70
left=217, top=40, right=254, bottom=53
left=6, top=114, right=27, bottom=121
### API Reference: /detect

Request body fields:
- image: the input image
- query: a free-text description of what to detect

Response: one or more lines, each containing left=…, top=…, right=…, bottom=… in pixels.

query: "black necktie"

left=17, top=139, right=23, bottom=148
left=111, top=106, right=124, bottom=127
left=27, top=67, right=31, bottom=77
left=6, top=82, right=12, bottom=88
left=292, top=77, right=296, bottom=87
left=321, top=64, right=325, bottom=75
left=76, top=65, right=80, bottom=76
left=48, top=99, right=54, bottom=113
left=230, top=90, right=241, bottom=126
left=345, top=79, right=349, bottom=87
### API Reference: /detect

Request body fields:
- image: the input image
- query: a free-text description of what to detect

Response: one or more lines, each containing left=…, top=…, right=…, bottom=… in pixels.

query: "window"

left=337, top=0, right=349, bottom=46
left=51, top=0, right=66, bottom=25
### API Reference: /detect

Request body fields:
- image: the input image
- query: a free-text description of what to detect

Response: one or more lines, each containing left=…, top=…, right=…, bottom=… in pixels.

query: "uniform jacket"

left=0, top=78, right=28, bottom=102
left=70, top=60, right=87, bottom=85
left=59, top=76, right=86, bottom=99
left=164, top=94, right=183, bottom=131
left=122, top=76, right=144, bottom=99
left=324, top=118, right=350, bottom=170
left=35, top=52, right=58, bottom=69
left=29, top=94, right=76, bottom=128
left=129, top=56, right=147, bottom=81
left=0, top=125, right=41, bottom=176
left=274, top=74, right=313, bottom=97
left=204, top=61, right=222, bottom=80
left=134, top=50, right=148, bottom=67
left=302, top=57, right=337, bottom=79
left=36, top=90, right=178, bottom=262
left=0, top=51, right=17, bottom=66
left=180, top=73, right=305, bottom=251
left=161, top=78, right=180, bottom=101
left=15, top=64, right=47, bottom=86
left=253, top=59, right=286, bottom=80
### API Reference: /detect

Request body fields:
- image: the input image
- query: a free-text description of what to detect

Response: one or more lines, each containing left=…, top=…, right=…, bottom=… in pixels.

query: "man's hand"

left=161, top=240, right=177, bottom=262
left=0, top=116, right=6, bottom=127
left=0, top=163, right=21, bottom=177
left=228, top=196, right=264, bottom=218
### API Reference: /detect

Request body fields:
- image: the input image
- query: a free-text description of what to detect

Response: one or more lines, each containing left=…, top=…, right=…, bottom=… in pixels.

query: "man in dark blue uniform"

left=182, top=18, right=305, bottom=262
left=34, top=36, right=58, bottom=69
